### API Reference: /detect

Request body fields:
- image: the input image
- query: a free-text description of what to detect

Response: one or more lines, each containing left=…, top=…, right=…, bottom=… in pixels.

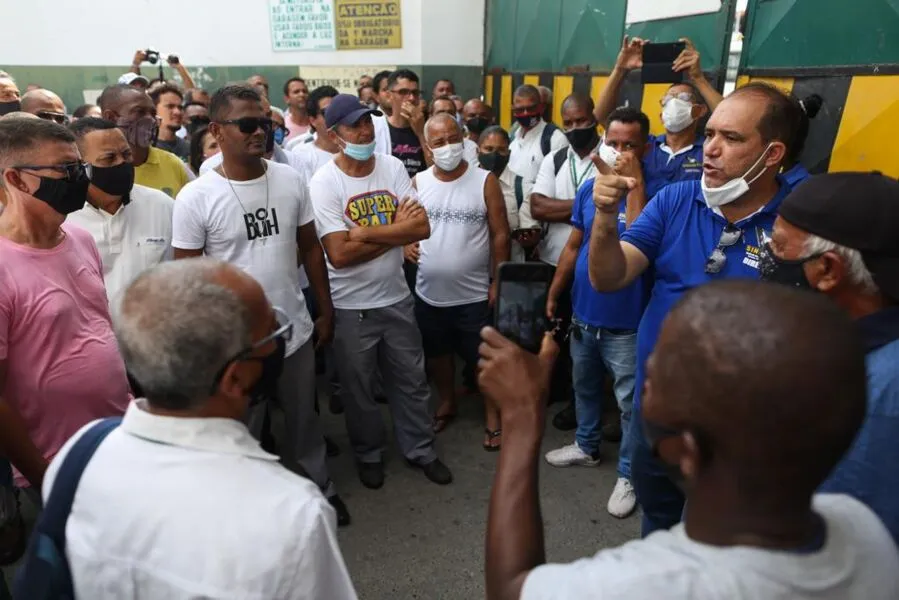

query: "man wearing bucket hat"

left=760, top=171, right=899, bottom=544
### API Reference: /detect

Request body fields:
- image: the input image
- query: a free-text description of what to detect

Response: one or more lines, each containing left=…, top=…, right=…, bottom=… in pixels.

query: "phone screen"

left=641, top=42, right=687, bottom=84
left=495, top=275, right=551, bottom=353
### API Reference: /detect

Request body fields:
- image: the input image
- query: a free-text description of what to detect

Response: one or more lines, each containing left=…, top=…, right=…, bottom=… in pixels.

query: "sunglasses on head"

left=218, top=117, right=273, bottom=135
left=36, top=110, right=69, bottom=125
left=13, top=161, right=89, bottom=181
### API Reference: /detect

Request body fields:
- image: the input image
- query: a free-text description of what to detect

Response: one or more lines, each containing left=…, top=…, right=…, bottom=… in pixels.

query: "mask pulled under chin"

left=598, top=142, right=621, bottom=169
left=701, top=143, right=773, bottom=208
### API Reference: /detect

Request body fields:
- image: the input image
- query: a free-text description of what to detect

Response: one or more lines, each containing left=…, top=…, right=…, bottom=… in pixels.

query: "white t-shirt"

left=310, top=154, right=413, bottom=310
left=372, top=114, right=393, bottom=157
left=66, top=184, right=174, bottom=303
left=172, top=161, right=315, bottom=354
left=293, top=143, right=337, bottom=183
left=285, top=132, right=316, bottom=152
left=530, top=145, right=597, bottom=266
left=462, top=138, right=479, bottom=165
left=522, top=494, right=899, bottom=600
left=199, top=147, right=304, bottom=176
left=496, top=166, right=532, bottom=262
left=415, top=164, right=491, bottom=307
left=508, top=120, right=569, bottom=184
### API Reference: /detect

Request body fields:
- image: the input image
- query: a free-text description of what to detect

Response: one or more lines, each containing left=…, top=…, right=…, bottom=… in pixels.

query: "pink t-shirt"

left=285, top=112, right=311, bottom=141
left=0, top=224, right=129, bottom=486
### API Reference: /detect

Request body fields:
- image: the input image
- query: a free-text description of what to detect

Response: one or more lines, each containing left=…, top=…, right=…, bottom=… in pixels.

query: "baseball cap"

left=324, top=93, right=382, bottom=130
left=778, top=172, right=899, bottom=301
left=118, top=73, right=150, bottom=88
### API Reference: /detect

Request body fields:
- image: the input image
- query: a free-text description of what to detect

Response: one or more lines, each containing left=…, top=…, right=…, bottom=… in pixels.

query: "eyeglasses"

left=13, top=161, right=90, bottom=181
left=36, top=110, right=69, bottom=125
left=208, top=306, right=293, bottom=394
left=218, top=117, right=273, bottom=135
left=512, top=104, right=540, bottom=116
left=391, top=88, right=421, bottom=98
left=661, top=92, right=694, bottom=106
left=705, top=224, right=742, bottom=274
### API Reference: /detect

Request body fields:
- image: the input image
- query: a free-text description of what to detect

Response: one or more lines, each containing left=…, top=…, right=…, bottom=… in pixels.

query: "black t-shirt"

left=388, top=123, right=426, bottom=179
left=155, top=137, right=190, bottom=161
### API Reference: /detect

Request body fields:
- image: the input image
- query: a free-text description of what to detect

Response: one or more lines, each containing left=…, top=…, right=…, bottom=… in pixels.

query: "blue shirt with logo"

left=782, top=163, right=811, bottom=189
left=621, top=179, right=792, bottom=409
left=570, top=179, right=649, bottom=330
left=643, top=135, right=705, bottom=200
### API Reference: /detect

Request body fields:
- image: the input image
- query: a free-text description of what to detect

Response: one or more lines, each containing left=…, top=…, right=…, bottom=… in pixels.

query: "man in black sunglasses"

left=20, top=88, right=68, bottom=124
left=172, top=84, right=349, bottom=525
left=479, top=280, right=899, bottom=600
left=0, top=117, right=130, bottom=499
left=588, top=82, right=806, bottom=537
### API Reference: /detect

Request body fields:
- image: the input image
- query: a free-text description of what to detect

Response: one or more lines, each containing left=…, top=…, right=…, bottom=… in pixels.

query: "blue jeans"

left=629, top=405, right=686, bottom=536
left=570, top=319, right=637, bottom=479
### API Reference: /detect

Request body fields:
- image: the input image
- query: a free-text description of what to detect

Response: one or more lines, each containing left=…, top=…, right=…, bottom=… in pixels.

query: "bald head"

left=97, top=84, right=147, bottom=114
left=0, top=111, right=38, bottom=121
left=114, top=258, right=266, bottom=411
left=424, top=112, right=462, bottom=145
left=20, top=88, right=65, bottom=116
left=646, top=280, right=866, bottom=500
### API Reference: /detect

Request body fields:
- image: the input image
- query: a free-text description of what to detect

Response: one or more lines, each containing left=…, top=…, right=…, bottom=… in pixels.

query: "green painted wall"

left=2, top=64, right=484, bottom=113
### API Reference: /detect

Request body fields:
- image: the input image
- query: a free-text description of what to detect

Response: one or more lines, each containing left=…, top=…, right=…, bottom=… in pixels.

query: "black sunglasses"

left=705, top=224, right=743, bottom=274
left=218, top=117, right=273, bottom=135
left=208, top=307, right=293, bottom=394
left=13, top=161, right=89, bottom=181
left=36, top=110, right=69, bottom=125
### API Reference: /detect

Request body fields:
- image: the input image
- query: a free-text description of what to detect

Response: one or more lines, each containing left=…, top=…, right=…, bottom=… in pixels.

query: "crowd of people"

left=0, top=32, right=897, bottom=599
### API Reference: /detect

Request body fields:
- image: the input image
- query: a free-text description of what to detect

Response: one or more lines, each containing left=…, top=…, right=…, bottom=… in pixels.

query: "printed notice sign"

left=270, top=0, right=337, bottom=51
left=335, top=0, right=402, bottom=50
left=626, top=0, right=722, bottom=24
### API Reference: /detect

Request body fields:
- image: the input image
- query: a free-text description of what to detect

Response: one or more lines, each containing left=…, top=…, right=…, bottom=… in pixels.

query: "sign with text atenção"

left=336, top=0, right=402, bottom=50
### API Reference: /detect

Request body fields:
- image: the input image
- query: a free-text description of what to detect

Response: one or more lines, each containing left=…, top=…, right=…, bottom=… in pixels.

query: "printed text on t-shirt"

left=345, top=189, right=398, bottom=227
left=245, top=207, right=280, bottom=241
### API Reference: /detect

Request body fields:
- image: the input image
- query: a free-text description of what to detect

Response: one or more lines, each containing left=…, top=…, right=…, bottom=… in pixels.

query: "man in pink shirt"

left=283, top=77, right=312, bottom=142
left=0, top=117, right=129, bottom=493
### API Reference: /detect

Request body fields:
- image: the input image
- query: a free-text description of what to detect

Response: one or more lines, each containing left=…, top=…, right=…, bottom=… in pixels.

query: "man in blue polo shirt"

left=760, top=172, right=899, bottom=545
left=587, top=82, right=806, bottom=536
left=594, top=37, right=723, bottom=200
left=543, top=106, right=652, bottom=519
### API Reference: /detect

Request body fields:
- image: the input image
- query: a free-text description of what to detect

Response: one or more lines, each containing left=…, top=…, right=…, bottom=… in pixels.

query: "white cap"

left=117, top=73, right=150, bottom=87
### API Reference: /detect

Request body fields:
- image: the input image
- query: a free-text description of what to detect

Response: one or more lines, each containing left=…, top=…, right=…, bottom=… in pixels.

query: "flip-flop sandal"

left=432, top=413, right=456, bottom=433
left=482, top=428, right=502, bottom=452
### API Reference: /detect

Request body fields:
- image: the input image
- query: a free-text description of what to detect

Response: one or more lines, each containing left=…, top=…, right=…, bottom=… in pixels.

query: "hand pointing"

left=591, top=153, right=637, bottom=214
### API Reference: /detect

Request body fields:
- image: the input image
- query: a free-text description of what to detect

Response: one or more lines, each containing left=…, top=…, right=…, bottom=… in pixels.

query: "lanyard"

left=568, top=152, right=593, bottom=192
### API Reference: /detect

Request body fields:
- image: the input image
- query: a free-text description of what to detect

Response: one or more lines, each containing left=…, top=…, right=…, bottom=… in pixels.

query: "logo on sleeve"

left=345, top=189, right=398, bottom=227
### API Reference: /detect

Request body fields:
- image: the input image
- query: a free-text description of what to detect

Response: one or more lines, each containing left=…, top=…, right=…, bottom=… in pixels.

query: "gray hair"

left=424, top=112, right=461, bottom=144
left=113, top=258, right=254, bottom=410
left=803, top=234, right=879, bottom=295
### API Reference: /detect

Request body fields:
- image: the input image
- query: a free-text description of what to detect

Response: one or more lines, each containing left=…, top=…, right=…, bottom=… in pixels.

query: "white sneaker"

left=607, top=477, right=637, bottom=518
left=544, top=443, right=601, bottom=467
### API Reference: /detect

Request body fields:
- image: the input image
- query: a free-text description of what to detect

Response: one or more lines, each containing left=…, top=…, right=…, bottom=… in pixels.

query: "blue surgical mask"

left=338, top=135, right=376, bottom=161
left=273, top=127, right=287, bottom=146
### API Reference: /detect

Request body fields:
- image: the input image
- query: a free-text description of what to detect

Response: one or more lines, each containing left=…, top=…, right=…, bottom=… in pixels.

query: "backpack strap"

left=13, top=417, right=122, bottom=600
left=552, top=147, right=568, bottom=177
left=514, top=175, right=525, bottom=208
left=540, top=123, right=559, bottom=156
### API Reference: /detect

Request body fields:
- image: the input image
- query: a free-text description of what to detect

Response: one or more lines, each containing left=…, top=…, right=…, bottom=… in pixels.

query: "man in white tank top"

left=413, top=114, right=511, bottom=448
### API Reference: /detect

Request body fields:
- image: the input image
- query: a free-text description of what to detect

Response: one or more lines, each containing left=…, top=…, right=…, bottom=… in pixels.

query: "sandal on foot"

left=432, top=413, right=456, bottom=433
left=482, top=428, right=502, bottom=452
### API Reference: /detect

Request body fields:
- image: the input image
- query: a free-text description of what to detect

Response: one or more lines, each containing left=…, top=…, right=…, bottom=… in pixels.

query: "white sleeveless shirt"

left=415, top=164, right=491, bottom=307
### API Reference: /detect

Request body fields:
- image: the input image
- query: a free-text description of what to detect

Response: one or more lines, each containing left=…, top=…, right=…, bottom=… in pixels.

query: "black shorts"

left=414, top=298, right=491, bottom=362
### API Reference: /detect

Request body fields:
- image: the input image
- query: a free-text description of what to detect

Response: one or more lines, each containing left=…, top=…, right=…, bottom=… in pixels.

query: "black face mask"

left=759, top=242, right=819, bottom=291
left=247, top=335, right=286, bottom=406
left=26, top=167, right=90, bottom=215
left=514, top=113, right=541, bottom=129
left=565, top=125, right=599, bottom=151
left=478, top=152, right=510, bottom=175
left=465, top=116, right=490, bottom=135
left=186, top=116, right=211, bottom=137
left=0, top=100, right=21, bottom=116
left=89, top=162, right=135, bottom=204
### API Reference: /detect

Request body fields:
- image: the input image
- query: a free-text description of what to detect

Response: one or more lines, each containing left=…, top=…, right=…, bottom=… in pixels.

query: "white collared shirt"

left=44, top=401, right=358, bottom=600
left=530, top=145, right=598, bottom=266
left=508, top=120, right=569, bottom=183
left=66, top=184, right=174, bottom=303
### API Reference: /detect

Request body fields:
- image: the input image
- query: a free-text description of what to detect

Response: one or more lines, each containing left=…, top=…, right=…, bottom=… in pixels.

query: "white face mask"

left=431, top=142, right=464, bottom=171
left=598, top=142, right=620, bottom=169
left=662, top=97, right=695, bottom=133
left=701, top=143, right=774, bottom=208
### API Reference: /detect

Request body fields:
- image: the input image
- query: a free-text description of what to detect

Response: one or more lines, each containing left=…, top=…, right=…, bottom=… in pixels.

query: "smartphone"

left=641, top=41, right=686, bottom=84
left=494, top=262, right=554, bottom=353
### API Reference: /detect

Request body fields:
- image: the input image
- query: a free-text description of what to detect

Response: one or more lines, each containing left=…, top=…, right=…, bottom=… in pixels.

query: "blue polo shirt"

left=570, top=179, right=649, bottom=330
left=621, top=178, right=792, bottom=409
left=783, top=163, right=811, bottom=189
left=820, top=306, right=899, bottom=545
left=643, top=135, right=705, bottom=200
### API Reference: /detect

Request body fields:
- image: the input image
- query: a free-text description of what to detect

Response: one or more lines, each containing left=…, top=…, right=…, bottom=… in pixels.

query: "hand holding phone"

left=641, top=41, right=687, bottom=84
left=494, top=262, right=554, bottom=353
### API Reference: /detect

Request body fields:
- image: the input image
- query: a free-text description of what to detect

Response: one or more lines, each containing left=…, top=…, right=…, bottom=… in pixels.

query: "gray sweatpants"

left=332, top=295, right=437, bottom=465
left=249, top=338, right=334, bottom=496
